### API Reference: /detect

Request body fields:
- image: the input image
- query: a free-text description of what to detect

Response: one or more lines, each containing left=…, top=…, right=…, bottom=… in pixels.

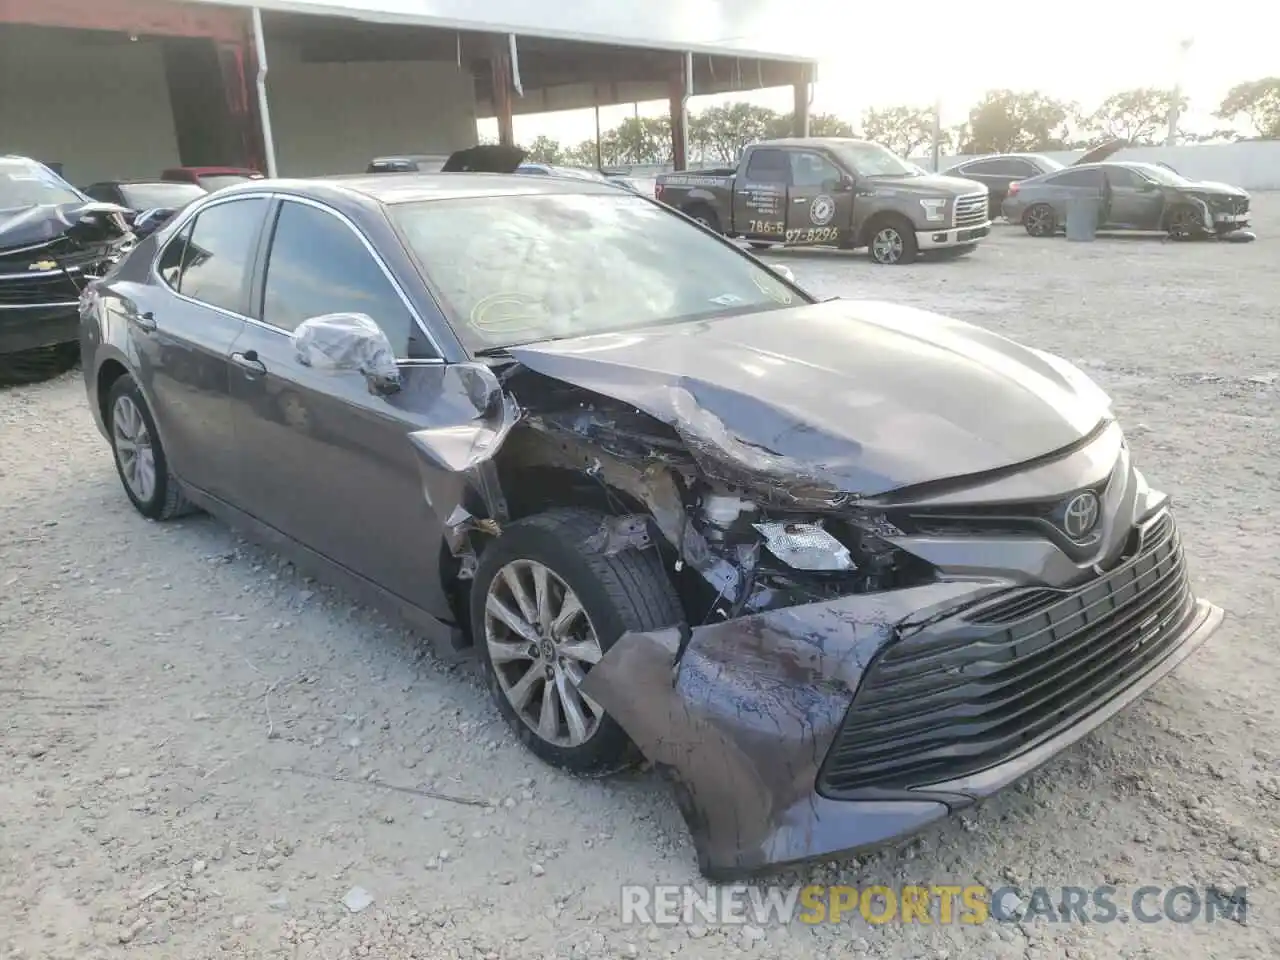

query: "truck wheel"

left=866, top=216, right=918, bottom=265
left=683, top=204, right=721, bottom=234
left=471, top=507, right=683, bottom=776
left=748, top=241, right=774, bottom=250
left=1023, top=203, right=1056, bottom=237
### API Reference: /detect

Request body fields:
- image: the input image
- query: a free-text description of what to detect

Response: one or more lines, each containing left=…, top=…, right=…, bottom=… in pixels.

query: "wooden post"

left=490, top=36, right=515, bottom=147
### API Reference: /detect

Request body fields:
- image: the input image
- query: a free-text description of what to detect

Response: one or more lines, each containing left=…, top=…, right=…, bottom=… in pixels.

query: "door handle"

left=793, top=198, right=808, bottom=204
left=134, top=311, right=157, bottom=332
left=231, top=350, right=266, bottom=375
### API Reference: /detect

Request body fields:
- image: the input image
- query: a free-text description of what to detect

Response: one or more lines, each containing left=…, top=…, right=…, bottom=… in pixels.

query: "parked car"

left=943, top=154, right=1065, bottom=219
left=80, top=164, right=1223, bottom=878
left=1003, top=161, right=1252, bottom=239
left=1, top=155, right=132, bottom=385
left=367, top=154, right=451, bottom=174
left=82, top=180, right=206, bottom=227
left=160, top=166, right=264, bottom=192
left=655, top=138, right=990, bottom=264
left=517, top=162, right=647, bottom=194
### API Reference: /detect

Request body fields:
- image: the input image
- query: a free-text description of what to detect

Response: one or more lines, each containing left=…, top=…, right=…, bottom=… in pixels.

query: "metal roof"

left=188, top=0, right=819, bottom=62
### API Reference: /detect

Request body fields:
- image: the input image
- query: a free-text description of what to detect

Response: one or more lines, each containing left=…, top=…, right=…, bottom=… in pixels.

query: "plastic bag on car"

left=291, top=312, right=399, bottom=382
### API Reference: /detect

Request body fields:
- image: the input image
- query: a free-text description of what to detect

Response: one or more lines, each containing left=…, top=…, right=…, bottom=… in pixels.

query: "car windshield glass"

left=390, top=192, right=807, bottom=352
left=199, top=175, right=253, bottom=191
left=1127, top=163, right=1187, bottom=186
left=832, top=142, right=919, bottom=177
left=0, top=158, right=83, bottom=208
left=119, top=182, right=205, bottom=210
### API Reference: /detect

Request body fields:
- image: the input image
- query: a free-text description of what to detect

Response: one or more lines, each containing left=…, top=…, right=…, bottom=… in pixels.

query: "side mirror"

left=291, top=312, right=402, bottom=396
left=774, top=264, right=797, bottom=283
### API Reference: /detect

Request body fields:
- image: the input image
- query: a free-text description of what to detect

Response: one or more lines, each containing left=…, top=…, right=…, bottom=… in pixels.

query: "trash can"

left=1065, top=197, right=1100, bottom=241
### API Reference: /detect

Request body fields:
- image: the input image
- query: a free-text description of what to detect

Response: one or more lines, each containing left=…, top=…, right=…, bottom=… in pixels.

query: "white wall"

left=265, top=39, right=478, bottom=176
left=922, top=141, right=1280, bottom=191
left=0, top=27, right=182, bottom=185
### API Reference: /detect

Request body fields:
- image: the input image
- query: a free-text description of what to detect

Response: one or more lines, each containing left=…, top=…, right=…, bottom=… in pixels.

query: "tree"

left=1087, top=87, right=1186, bottom=144
left=601, top=116, right=671, bottom=165
left=861, top=106, right=937, bottom=158
left=762, top=110, right=856, bottom=139
left=689, top=103, right=777, bottom=162
left=523, top=135, right=564, bottom=164
left=1216, top=77, right=1280, bottom=139
left=561, top=140, right=601, bottom=167
left=962, top=90, right=1074, bottom=153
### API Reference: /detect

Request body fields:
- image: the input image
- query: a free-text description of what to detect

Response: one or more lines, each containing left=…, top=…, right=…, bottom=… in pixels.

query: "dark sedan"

left=1003, top=161, right=1252, bottom=239
left=80, top=170, right=1223, bottom=877
left=942, top=153, right=1064, bottom=219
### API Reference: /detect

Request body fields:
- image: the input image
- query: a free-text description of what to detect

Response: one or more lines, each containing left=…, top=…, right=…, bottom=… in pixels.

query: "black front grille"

left=0, top=246, right=105, bottom=306
left=817, top=511, right=1194, bottom=796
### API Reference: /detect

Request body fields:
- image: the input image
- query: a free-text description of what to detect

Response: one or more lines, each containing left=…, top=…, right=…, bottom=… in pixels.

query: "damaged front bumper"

left=580, top=508, right=1223, bottom=877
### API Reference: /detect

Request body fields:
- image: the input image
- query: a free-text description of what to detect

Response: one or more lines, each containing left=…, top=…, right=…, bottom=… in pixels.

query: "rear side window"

left=260, top=200, right=429, bottom=357
left=156, top=222, right=192, bottom=288
left=170, top=198, right=268, bottom=314
left=1048, top=168, right=1103, bottom=188
left=744, top=149, right=789, bottom=184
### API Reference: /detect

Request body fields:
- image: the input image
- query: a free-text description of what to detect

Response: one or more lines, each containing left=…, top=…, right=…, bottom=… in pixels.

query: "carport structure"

left=0, top=0, right=818, bottom=183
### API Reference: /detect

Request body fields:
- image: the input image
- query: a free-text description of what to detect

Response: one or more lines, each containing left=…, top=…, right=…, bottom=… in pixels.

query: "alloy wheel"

left=483, top=559, right=605, bottom=748
left=871, top=227, right=905, bottom=264
left=1026, top=205, right=1054, bottom=237
left=112, top=394, right=156, bottom=503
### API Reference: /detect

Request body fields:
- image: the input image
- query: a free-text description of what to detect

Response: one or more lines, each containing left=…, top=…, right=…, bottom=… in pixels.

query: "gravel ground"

left=2, top=205, right=1278, bottom=960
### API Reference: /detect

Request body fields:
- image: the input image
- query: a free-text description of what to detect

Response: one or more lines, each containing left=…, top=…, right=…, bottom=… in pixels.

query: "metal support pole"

left=251, top=7, right=277, bottom=177
left=931, top=97, right=942, bottom=171
left=1166, top=38, right=1192, bottom=147
left=594, top=104, right=603, bottom=170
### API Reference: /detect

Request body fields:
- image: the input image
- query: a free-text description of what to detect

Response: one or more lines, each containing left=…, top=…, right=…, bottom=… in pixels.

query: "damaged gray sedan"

left=80, top=170, right=1224, bottom=879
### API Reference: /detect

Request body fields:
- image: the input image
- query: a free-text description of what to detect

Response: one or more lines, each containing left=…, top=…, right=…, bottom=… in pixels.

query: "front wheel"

left=1167, top=204, right=1205, bottom=241
left=471, top=508, right=682, bottom=775
left=867, top=219, right=919, bottom=265
left=107, top=374, right=194, bottom=520
left=748, top=241, right=774, bottom=250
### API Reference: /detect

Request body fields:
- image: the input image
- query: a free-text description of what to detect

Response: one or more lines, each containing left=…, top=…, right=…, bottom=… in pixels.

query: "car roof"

left=214, top=172, right=626, bottom=206
left=755, top=137, right=878, bottom=150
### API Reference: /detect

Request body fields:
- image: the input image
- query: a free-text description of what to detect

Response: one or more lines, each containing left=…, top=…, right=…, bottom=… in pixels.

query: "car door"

left=1039, top=167, right=1104, bottom=220
left=1101, top=166, right=1164, bottom=228
left=227, top=196, right=452, bottom=613
left=732, top=147, right=789, bottom=241
left=131, top=195, right=269, bottom=501
left=784, top=149, right=850, bottom=246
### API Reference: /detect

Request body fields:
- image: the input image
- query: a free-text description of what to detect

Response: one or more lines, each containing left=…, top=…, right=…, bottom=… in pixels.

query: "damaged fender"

left=578, top=579, right=1003, bottom=877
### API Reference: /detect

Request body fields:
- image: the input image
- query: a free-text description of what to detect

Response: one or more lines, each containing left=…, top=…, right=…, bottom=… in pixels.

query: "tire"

left=1166, top=204, right=1204, bottom=241
left=106, top=373, right=194, bottom=521
left=1023, top=203, right=1056, bottom=238
left=865, top=216, right=918, bottom=265
left=748, top=241, right=774, bottom=250
left=0, top=343, right=80, bottom=387
left=471, top=507, right=683, bottom=776
left=683, top=204, right=722, bottom=234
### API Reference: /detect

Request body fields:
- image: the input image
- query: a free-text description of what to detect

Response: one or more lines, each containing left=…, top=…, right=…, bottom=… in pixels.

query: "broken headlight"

left=752, top=520, right=855, bottom=572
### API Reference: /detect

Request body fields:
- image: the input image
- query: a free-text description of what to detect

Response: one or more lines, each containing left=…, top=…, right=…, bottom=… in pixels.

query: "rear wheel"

left=471, top=508, right=682, bottom=775
left=683, top=204, right=721, bottom=234
left=107, top=374, right=194, bottom=521
left=866, top=216, right=918, bottom=265
left=748, top=241, right=774, bottom=250
left=1024, top=203, right=1057, bottom=237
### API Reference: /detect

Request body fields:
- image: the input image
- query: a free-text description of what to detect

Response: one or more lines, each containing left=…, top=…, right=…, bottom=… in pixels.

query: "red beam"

left=0, top=0, right=249, bottom=43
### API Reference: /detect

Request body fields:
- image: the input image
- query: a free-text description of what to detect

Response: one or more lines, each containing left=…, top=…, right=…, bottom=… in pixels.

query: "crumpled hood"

left=1186, top=179, right=1248, bottom=198
left=508, top=299, right=1110, bottom=497
left=0, top=200, right=132, bottom=251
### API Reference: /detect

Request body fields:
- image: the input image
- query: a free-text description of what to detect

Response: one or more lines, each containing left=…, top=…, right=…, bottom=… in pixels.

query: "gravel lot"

left=3, top=205, right=1278, bottom=960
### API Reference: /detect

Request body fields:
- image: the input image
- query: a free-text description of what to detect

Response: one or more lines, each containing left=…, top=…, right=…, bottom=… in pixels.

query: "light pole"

left=931, top=97, right=943, bottom=171
left=1166, top=37, right=1193, bottom=147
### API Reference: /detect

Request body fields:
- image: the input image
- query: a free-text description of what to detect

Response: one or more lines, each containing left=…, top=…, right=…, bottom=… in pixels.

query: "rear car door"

left=732, top=148, right=789, bottom=240
left=784, top=149, right=850, bottom=245
left=1101, top=166, right=1164, bottom=228
left=228, top=196, right=450, bottom=611
left=1040, top=167, right=1104, bottom=220
left=135, top=196, right=269, bottom=500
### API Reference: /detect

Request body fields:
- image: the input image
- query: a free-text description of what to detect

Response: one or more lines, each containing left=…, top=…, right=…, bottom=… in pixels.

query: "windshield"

left=1127, top=163, right=1189, bottom=186
left=199, top=174, right=255, bottom=192
left=390, top=192, right=806, bottom=352
left=119, top=182, right=205, bottom=210
left=0, top=158, right=83, bottom=208
left=832, top=142, right=919, bottom=177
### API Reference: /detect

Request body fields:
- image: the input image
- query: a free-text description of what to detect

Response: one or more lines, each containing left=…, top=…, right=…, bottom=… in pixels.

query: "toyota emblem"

left=1062, top=491, right=1101, bottom=540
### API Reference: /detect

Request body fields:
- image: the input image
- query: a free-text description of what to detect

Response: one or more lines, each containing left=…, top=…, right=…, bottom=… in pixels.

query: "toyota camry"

left=79, top=165, right=1223, bottom=878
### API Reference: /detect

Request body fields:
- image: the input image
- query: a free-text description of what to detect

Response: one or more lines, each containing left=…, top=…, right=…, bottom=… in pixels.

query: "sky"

left=480, top=0, right=1279, bottom=148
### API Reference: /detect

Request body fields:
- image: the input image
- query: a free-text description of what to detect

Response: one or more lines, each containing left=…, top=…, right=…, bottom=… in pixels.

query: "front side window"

left=790, top=151, right=841, bottom=188
left=389, top=192, right=808, bottom=353
left=175, top=198, right=268, bottom=313
left=261, top=200, right=426, bottom=356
